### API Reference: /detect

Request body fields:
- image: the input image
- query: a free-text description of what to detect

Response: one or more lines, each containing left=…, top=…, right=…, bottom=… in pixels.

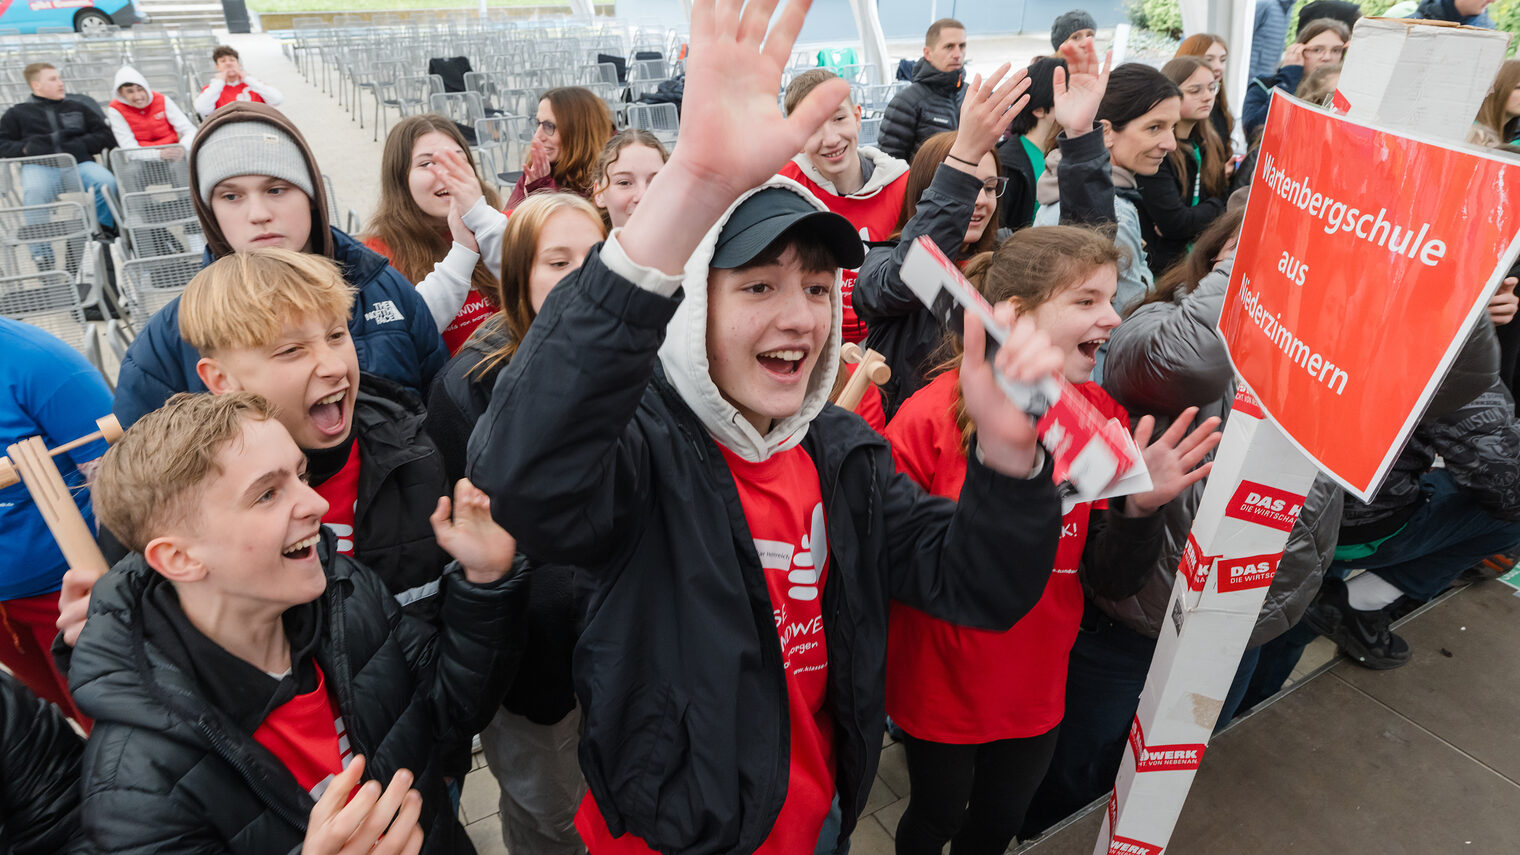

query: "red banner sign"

left=1219, top=93, right=1520, bottom=500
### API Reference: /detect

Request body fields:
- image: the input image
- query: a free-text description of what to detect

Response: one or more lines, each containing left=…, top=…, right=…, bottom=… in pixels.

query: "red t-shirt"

left=575, top=444, right=836, bottom=855
left=202, top=81, right=269, bottom=110
left=313, top=441, right=361, bottom=556
left=840, top=361, right=887, bottom=434
left=882, top=370, right=1127, bottom=742
left=778, top=160, right=909, bottom=345
left=251, top=664, right=354, bottom=800
left=363, top=236, right=494, bottom=354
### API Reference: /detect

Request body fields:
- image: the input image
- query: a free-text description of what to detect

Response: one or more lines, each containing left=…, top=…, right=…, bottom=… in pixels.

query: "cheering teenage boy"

left=71, top=392, right=526, bottom=854
left=467, top=1, right=1068, bottom=852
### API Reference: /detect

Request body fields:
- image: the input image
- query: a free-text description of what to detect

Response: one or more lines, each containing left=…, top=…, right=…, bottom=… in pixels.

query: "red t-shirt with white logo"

left=203, top=81, right=269, bottom=110
left=363, top=237, right=495, bottom=355
left=251, top=664, right=354, bottom=800
left=575, top=443, right=836, bottom=854
left=313, top=441, right=361, bottom=556
left=883, top=370, right=1126, bottom=742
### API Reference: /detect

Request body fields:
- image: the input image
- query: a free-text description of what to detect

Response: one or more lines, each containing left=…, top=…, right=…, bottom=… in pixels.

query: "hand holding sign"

left=1489, top=277, right=1517, bottom=327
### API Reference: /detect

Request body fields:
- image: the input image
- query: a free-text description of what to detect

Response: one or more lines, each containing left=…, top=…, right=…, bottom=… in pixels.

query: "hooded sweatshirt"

left=112, top=103, right=447, bottom=427
left=107, top=66, right=195, bottom=153
left=779, top=146, right=910, bottom=345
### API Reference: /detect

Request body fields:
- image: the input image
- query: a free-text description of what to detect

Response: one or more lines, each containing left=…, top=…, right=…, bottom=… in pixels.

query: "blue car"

left=0, top=0, right=142, bottom=35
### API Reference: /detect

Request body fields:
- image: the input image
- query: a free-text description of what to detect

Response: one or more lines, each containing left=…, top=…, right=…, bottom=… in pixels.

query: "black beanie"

left=1051, top=10, right=1098, bottom=50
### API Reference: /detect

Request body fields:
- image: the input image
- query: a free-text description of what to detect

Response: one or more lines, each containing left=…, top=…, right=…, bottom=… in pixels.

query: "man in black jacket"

left=466, top=2, right=1067, bottom=853
left=879, top=18, right=967, bottom=161
left=0, top=62, right=118, bottom=248
left=71, top=390, right=526, bottom=854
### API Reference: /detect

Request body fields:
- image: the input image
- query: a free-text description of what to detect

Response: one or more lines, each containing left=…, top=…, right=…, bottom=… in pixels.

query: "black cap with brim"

left=710, top=187, right=867, bottom=270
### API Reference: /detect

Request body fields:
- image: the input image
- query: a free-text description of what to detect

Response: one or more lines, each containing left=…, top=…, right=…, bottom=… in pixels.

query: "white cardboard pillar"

left=846, top=0, right=892, bottom=88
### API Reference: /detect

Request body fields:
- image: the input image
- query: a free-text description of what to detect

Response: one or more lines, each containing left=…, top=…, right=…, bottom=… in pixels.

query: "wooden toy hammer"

left=2, top=415, right=122, bottom=578
left=834, top=343, right=891, bottom=413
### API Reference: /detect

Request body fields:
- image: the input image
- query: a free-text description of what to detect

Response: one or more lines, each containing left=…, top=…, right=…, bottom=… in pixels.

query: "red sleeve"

left=363, top=236, right=392, bottom=260
left=858, top=384, right=887, bottom=434
left=883, top=372, right=959, bottom=492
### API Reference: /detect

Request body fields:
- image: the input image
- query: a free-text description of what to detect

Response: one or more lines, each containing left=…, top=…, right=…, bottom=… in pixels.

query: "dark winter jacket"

left=995, top=133, right=1040, bottom=232
left=0, top=95, right=114, bottom=163
left=112, top=226, right=447, bottom=427
left=340, top=375, right=453, bottom=611
left=1413, top=0, right=1496, bottom=28
left=67, top=532, right=527, bottom=854
left=1134, top=146, right=1227, bottom=277
left=466, top=229, right=1063, bottom=855
left=855, top=129, right=1118, bottom=415
left=426, top=317, right=581, bottom=726
left=1243, top=65, right=1303, bottom=143
left=1101, top=261, right=1344, bottom=646
left=0, top=672, right=84, bottom=855
left=1341, top=379, right=1520, bottom=543
left=878, top=59, right=965, bottom=161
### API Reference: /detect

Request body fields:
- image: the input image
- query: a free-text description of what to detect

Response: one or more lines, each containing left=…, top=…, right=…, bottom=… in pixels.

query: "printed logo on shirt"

left=1216, top=552, right=1283, bottom=593
left=755, top=502, right=829, bottom=677
left=364, top=300, right=405, bottom=325
left=755, top=502, right=827, bottom=602
left=1224, top=482, right=1305, bottom=532
left=323, top=519, right=355, bottom=554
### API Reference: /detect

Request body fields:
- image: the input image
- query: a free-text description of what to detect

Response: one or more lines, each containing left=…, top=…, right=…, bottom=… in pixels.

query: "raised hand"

left=959, top=302, right=1066, bottom=477
left=430, top=478, right=517, bottom=584
left=1282, top=43, right=1305, bottom=69
left=947, top=63, right=1032, bottom=168
left=619, top=0, right=850, bottom=275
left=1123, top=407, right=1222, bottom=516
left=303, top=757, right=425, bottom=855
left=431, top=149, right=485, bottom=252
left=1051, top=39, right=1112, bottom=138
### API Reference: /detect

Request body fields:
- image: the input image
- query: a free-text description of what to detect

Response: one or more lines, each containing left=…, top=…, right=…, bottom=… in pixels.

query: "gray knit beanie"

left=1051, top=10, right=1098, bottom=50
left=194, top=119, right=315, bottom=205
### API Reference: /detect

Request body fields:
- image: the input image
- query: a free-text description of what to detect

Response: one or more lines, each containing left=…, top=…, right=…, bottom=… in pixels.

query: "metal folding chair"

left=119, top=189, right=203, bottom=259
left=0, top=270, right=105, bottom=379
left=626, top=102, right=678, bottom=146
left=117, top=251, right=200, bottom=326
left=109, top=146, right=191, bottom=195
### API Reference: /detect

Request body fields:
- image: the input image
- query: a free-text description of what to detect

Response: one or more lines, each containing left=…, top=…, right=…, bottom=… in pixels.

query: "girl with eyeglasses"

left=508, top=86, right=616, bottom=210
left=1174, top=33, right=1235, bottom=148
left=1134, top=57, right=1232, bottom=277
left=1242, top=18, right=1350, bottom=142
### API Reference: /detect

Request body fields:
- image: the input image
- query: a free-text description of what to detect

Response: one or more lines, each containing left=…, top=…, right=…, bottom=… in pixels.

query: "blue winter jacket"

left=112, top=226, right=447, bottom=427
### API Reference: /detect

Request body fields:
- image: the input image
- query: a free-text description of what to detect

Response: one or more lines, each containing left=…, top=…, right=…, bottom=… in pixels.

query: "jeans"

left=815, top=796, right=850, bottom=855
left=21, top=160, right=117, bottom=231
left=1339, top=469, right=1520, bottom=603
left=1019, top=603, right=1258, bottom=838
left=896, top=727, right=1060, bottom=855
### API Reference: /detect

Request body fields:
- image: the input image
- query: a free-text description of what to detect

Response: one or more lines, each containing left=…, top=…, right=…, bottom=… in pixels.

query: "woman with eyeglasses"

left=1174, top=33, right=1235, bottom=148
left=1242, top=18, right=1350, bottom=142
left=506, top=86, right=616, bottom=210
left=1134, top=57, right=1232, bottom=277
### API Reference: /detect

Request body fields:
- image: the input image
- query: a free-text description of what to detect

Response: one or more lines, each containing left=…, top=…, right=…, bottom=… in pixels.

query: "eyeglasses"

left=535, top=119, right=557, bottom=135
left=979, top=177, right=1009, bottom=199
left=1182, top=82, right=1220, bottom=96
left=1303, top=45, right=1346, bottom=58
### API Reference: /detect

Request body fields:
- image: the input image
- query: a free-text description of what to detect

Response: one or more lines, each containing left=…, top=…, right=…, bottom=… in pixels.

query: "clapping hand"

left=430, top=479, right=517, bottom=585
left=524, top=138, right=552, bottom=184
left=1122, top=407, right=1222, bottom=516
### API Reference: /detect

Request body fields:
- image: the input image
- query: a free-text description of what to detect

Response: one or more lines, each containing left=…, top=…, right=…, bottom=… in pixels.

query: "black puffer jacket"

left=1134, top=146, right=1227, bottom=277
left=346, top=376, right=453, bottom=612
left=425, top=317, right=581, bottom=726
left=878, top=59, right=964, bottom=161
left=68, top=534, right=528, bottom=854
left=1, top=672, right=84, bottom=855
left=855, top=130, right=1118, bottom=415
left=0, top=95, right=113, bottom=163
left=995, top=133, right=1040, bottom=232
left=467, top=247, right=1062, bottom=855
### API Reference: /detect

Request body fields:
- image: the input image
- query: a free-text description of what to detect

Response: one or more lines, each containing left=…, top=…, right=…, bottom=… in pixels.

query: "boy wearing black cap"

left=466, top=1, right=1068, bottom=852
